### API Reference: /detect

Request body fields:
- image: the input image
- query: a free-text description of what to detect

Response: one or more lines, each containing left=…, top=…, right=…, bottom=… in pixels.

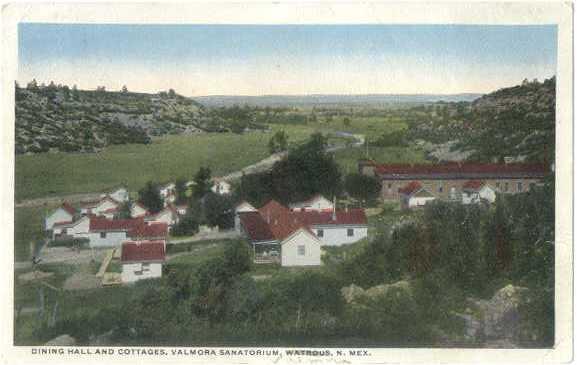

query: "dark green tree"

left=138, top=181, right=163, bottom=214
left=344, top=173, right=382, bottom=205
left=268, top=130, right=289, bottom=154
left=193, top=167, right=212, bottom=199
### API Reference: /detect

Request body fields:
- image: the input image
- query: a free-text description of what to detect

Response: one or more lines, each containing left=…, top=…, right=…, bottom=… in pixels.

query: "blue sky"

left=18, top=24, right=557, bottom=96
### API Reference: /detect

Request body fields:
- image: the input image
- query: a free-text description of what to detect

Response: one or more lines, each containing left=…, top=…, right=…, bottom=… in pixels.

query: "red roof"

left=292, top=209, right=367, bottom=226
left=238, top=212, right=275, bottom=242
left=129, top=222, right=168, bottom=239
left=61, top=202, right=76, bottom=215
left=53, top=220, right=73, bottom=227
left=240, top=199, right=367, bottom=243
left=374, top=162, right=549, bottom=179
left=399, top=181, right=423, bottom=195
left=463, top=180, right=486, bottom=191
left=89, top=217, right=144, bottom=232
left=121, top=241, right=166, bottom=263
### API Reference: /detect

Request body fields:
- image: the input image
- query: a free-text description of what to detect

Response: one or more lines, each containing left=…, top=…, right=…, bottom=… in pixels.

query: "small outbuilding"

left=120, top=240, right=166, bottom=283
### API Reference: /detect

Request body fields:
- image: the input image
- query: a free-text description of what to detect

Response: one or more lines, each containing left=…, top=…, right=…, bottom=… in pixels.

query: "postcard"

left=0, top=1, right=573, bottom=364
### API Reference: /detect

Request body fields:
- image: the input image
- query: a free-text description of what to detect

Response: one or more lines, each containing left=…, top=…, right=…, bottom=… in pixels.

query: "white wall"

left=290, top=196, right=333, bottom=211
left=45, top=208, right=73, bottom=231
left=281, top=230, right=321, bottom=267
left=312, top=225, right=368, bottom=246
left=110, top=188, right=129, bottom=202
left=131, top=204, right=148, bottom=218
left=408, top=196, right=436, bottom=208
left=121, top=262, right=162, bottom=283
left=149, top=210, right=177, bottom=226
left=211, top=181, right=231, bottom=195
left=83, top=231, right=128, bottom=248
left=93, top=199, right=119, bottom=216
left=53, top=217, right=90, bottom=239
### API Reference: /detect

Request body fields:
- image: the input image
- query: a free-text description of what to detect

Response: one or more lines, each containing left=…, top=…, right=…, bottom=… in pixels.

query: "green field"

left=15, top=125, right=317, bottom=202
left=333, top=145, right=429, bottom=174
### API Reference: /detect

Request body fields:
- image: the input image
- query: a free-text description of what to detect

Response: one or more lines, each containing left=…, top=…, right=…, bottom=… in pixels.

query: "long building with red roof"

left=359, top=159, right=550, bottom=201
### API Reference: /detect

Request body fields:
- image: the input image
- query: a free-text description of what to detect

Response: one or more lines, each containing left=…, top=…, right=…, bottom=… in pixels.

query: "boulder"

left=45, top=334, right=76, bottom=346
left=341, top=280, right=412, bottom=305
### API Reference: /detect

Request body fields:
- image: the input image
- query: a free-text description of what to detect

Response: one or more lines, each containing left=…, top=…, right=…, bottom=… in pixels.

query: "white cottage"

left=399, top=181, right=436, bottom=209
left=45, top=202, right=76, bottom=231
left=462, top=180, right=497, bottom=205
left=159, top=183, right=176, bottom=206
left=145, top=206, right=179, bottom=227
left=51, top=215, right=90, bottom=240
left=211, top=179, right=231, bottom=195
left=280, top=228, right=322, bottom=266
left=121, top=240, right=165, bottom=283
left=80, top=196, right=121, bottom=216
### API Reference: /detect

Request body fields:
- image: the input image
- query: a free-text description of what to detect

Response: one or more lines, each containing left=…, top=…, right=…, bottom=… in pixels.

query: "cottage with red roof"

left=398, top=181, right=436, bottom=209
left=45, top=202, right=77, bottom=231
left=359, top=160, right=549, bottom=203
left=79, top=195, right=121, bottom=217
left=462, top=180, right=496, bottom=205
left=121, top=240, right=165, bottom=283
left=236, top=197, right=368, bottom=267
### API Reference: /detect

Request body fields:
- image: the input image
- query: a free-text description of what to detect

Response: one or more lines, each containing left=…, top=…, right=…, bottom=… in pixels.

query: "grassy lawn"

left=15, top=126, right=317, bottom=202
left=166, top=240, right=228, bottom=266
left=333, top=145, right=429, bottom=175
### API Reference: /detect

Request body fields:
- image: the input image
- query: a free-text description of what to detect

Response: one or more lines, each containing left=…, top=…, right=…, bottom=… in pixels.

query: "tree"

left=269, top=133, right=342, bottom=203
left=174, top=178, right=188, bottom=205
left=344, top=173, right=382, bottom=204
left=268, top=130, right=288, bottom=154
left=171, top=211, right=199, bottom=236
left=114, top=201, right=132, bottom=220
left=121, top=85, right=128, bottom=93
left=168, top=88, right=176, bottom=98
left=27, top=79, right=38, bottom=90
left=193, top=167, right=212, bottom=199
left=343, top=117, right=351, bottom=127
left=138, top=181, right=163, bottom=214
left=203, top=192, right=234, bottom=228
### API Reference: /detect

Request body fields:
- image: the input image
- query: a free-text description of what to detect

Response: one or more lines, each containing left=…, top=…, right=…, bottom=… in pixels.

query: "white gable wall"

left=312, top=225, right=368, bottom=246
left=122, top=262, right=162, bottom=283
left=110, top=188, right=129, bottom=202
left=93, top=199, right=119, bottom=216
left=281, top=230, right=321, bottom=267
left=131, top=204, right=148, bottom=218
left=45, top=208, right=74, bottom=231
left=408, top=195, right=436, bottom=208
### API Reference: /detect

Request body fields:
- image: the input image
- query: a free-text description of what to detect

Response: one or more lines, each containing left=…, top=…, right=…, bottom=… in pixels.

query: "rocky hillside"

left=15, top=83, right=207, bottom=154
left=457, top=77, right=556, bottom=163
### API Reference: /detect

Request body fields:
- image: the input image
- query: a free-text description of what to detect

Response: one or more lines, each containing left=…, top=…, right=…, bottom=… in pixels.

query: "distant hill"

left=457, top=77, right=556, bottom=163
left=194, top=93, right=483, bottom=107
left=15, top=84, right=206, bottom=154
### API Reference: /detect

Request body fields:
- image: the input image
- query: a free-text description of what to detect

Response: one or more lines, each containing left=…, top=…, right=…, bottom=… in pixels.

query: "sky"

left=18, top=24, right=557, bottom=96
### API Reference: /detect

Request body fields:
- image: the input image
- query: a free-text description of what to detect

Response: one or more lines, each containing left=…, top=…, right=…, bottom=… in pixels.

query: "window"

left=297, top=245, right=306, bottom=256
left=517, top=182, right=523, bottom=192
left=62, top=228, right=68, bottom=235
left=142, top=263, right=151, bottom=273
left=438, top=184, right=444, bottom=193
left=347, top=228, right=354, bottom=237
left=317, top=229, right=324, bottom=237
left=100, top=232, right=106, bottom=239
left=504, top=182, right=509, bottom=192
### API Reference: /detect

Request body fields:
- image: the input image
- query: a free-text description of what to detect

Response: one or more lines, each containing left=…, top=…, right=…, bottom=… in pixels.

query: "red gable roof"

left=463, top=180, right=486, bottom=191
left=374, top=162, right=549, bottom=179
left=61, top=202, right=77, bottom=215
left=129, top=222, right=168, bottom=239
left=240, top=200, right=367, bottom=243
left=399, top=181, right=423, bottom=195
left=292, top=209, right=367, bottom=226
left=121, top=241, right=165, bottom=263
left=89, top=216, right=144, bottom=232
left=238, top=212, right=275, bottom=242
